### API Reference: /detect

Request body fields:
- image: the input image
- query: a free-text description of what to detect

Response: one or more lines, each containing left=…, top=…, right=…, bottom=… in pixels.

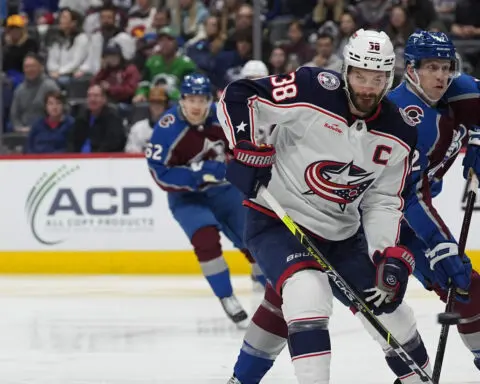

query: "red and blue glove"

left=365, top=246, right=415, bottom=313
left=226, top=141, right=276, bottom=198
left=463, top=126, right=480, bottom=180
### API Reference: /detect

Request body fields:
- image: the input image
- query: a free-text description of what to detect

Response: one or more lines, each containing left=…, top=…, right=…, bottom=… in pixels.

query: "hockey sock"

left=385, top=332, right=431, bottom=383
left=287, top=318, right=331, bottom=384
left=191, top=226, right=233, bottom=298
left=283, top=270, right=333, bottom=384
left=234, top=284, right=287, bottom=383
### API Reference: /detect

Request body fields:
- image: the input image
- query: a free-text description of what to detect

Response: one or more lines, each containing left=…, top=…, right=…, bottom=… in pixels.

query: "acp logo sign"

left=25, top=166, right=154, bottom=245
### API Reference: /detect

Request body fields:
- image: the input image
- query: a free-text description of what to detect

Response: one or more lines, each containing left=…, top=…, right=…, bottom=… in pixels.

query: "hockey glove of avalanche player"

left=226, top=141, right=276, bottom=198
left=463, top=126, right=480, bottom=180
left=365, top=246, right=415, bottom=314
left=426, top=242, right=472, bottom=303
left=191, top=160, right=227, bottom=186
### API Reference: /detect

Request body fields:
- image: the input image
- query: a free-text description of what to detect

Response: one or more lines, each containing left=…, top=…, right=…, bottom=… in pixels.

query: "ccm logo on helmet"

left=365, top=57, right=382, bottom=62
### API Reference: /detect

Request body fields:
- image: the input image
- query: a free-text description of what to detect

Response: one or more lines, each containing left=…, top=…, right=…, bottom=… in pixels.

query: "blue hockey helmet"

left=404, top=30, right=460, bottom=103
left=180, top=73, right=212, bottom=98
left=404, top=30, right=457, bottom=67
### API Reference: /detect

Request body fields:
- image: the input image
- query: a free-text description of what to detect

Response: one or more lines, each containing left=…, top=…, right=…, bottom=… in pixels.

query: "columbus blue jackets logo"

left=317, top=72, right=340, bottom=90
left=401, top=105, right=424, bottom=125
left=304, top=160, right=375, bottom=211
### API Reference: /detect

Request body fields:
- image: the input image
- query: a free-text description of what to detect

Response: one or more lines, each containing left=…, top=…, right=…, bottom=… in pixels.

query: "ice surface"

left=0, top=276, right=476, bottom=383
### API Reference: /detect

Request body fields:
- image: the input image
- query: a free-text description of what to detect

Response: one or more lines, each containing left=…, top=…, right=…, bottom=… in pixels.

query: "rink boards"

left=0, top=154, right=478, bottom=274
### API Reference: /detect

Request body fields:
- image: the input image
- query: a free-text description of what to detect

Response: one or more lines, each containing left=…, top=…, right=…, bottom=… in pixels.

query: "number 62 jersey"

left=217, top=66, right=417, bottom=258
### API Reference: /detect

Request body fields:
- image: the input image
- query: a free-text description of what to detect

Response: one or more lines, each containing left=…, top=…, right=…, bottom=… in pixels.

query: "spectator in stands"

left=451, top=0, right=480, bottom=39
left=336, top=11, right=357, bottom=55
left=133, top=26, right=196, bottom=103
left=133, top=31, right=158, bottom=71
left=355, top=0, right=392, bottom=31
left=304, top=33, right=343, bottom=72
left=186, top=15, right=226, bottom=80
left=46, top=8, right=90, bottom=86
left=223, top=3, right=253, bottom=51
left=216, top=0, right=243, bottom=38
left=26, top=90, right=74, bottom=153
left=126, top=0, right=157, bottom=36
left=386, top=5, right=415, bottom=82
left=3, top=14, right=39, bottom=85
left=125, top=86, right=169, bottom=153
left=395, top=0, right=438, bottom=30
left=69, top=84, right=126, bottom=152
left=91, top=43, right=140, bottom=104
left=83, top=0, right=132, bottom=34
left=305, top=0, right=346, bottom=39
left=212, top=30, right=253, bottom=89
left=386, top=5, right=415, bottom=46
left=147, top=7, right=171, bottom=33
left=85, top=4, right=136, bottom=75
left=268, top=46, right=287, bottom=75
left=58, top=0, right=90, bottom=16
left=432, top=0, right=456, bottom=17
left=281, top=20, right=315, bottom=66
left=284, top=0, right=317, bottom=22
left=171, top=0, right=209, bottom=42
left=10, top=53, right=60, bottom=133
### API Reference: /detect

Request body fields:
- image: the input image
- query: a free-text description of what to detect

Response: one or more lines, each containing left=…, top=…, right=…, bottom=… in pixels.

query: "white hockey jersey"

left=217, top=67, right=417, bottom=257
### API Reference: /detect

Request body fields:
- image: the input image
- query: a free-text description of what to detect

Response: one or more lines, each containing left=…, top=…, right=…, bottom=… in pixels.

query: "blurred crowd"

left=1, top=0, right=480, bottom=154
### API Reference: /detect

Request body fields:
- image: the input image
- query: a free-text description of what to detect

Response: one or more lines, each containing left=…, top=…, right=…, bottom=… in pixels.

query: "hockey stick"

left=259, top=186, right=434, bottom=384
left=432, top=169, right=478, bottom=384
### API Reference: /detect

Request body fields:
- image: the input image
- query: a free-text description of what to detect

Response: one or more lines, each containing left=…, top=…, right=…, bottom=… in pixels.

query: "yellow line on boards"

left=0, top=250, right=478, bottom=274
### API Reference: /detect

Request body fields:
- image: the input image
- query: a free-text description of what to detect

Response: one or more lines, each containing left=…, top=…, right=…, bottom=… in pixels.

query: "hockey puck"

left=437, top=312, right=462, bottom=325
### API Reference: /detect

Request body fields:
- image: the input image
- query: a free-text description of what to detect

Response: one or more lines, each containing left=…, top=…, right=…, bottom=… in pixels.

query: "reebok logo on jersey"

left=324, top=122, right=343, bottom=134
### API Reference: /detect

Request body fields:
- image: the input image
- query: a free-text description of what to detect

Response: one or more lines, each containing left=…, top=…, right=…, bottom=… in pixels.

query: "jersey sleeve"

left=402, top=142, right=455, bottom=249
left=146, top=115, right=198, bottom=192
left=360, top=152, right=411, bottom=258
left=217, top=66, right=316, bottom=148
left=445, top=74, right=480, bottom=127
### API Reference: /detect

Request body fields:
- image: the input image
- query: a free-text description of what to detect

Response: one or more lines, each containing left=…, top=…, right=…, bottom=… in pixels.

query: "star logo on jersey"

left=236, top=121, right=248, bottom=133
left=304, top=160, right=375, bottom=211
left=401, top=105, right=424, bottom=126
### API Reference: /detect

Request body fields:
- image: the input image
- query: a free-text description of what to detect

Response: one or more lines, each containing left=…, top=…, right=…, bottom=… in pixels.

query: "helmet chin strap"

left=405, top=68, right=445, bottom=106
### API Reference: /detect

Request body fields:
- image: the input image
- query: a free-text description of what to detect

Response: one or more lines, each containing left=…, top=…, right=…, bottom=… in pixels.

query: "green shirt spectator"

left=133, top=27, right=196, bottom=103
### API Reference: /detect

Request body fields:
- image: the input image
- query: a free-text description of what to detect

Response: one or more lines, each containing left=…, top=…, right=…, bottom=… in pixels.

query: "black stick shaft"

left=432, top=172, right=477, bottom=383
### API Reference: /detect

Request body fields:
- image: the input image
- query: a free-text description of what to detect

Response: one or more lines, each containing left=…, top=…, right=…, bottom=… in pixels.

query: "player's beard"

left=351, top=91, right=382, bottom=115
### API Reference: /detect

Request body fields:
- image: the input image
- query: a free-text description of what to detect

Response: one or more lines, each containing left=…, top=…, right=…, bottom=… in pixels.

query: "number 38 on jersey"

left=270, top=72, right=298, bottom=102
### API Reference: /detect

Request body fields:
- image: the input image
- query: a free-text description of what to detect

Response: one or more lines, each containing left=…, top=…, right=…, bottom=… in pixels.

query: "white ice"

left=0, top=275, right=477, bottom=384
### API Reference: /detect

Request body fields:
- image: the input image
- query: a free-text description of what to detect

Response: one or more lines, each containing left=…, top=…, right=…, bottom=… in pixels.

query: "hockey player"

left=218, top=29, right=432, bottom=384
left=146, top=73, right=265, bottom=328
left=391, top=30, right=480, bottom=373
left=225, top=31, right=480, bottom=384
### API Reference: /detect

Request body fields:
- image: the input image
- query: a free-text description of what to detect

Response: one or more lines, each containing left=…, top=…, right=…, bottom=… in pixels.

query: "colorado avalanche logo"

left=402, top=105, right=424, bottom=125
left=304, top=160, right=375, bottom=211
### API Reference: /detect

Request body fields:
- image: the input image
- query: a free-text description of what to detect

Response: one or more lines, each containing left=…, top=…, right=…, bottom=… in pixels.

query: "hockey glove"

left=226, top=141, right=276, bottom=198
left=365, top=246, right=414, bottom=314
left=463, top=126, right=480, bottom=181
left=191, top=160, right=227, bottom=186
left=426, top=242, right=472, bottom=303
